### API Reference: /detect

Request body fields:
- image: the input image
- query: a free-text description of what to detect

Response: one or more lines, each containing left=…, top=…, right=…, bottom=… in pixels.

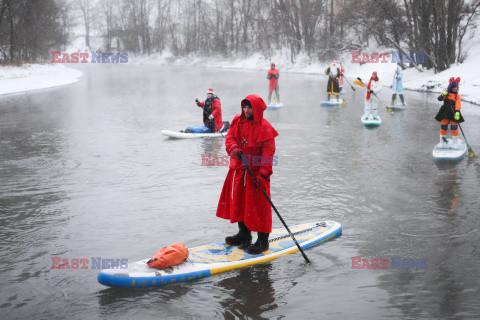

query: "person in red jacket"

left=216, top=94, right=279, bottom=254
left=339, top=62, right=346, bottom=100
left=435, top=77, right=464, bottom=149
left=267, top=63, right=280, bottom=104
left=195, top=88, right=223, bottom=132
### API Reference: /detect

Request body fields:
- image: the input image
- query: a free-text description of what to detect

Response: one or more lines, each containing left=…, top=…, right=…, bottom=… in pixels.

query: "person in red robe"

left=216, top=94, right=279, bottom=254
left=267, top=63, right=280, bottom=104
left=195, top=88, right=223, bottom=132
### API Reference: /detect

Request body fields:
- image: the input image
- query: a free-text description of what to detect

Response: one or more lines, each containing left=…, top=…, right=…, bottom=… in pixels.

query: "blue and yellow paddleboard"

left=97, top=221, right=342, bottom=288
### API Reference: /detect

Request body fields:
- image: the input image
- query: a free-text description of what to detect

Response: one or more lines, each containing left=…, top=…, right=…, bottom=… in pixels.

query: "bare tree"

left=76, top=0, right=91, bottom=48
left=0, top=0, right=67, bottom=62
left=66, top=0, right=479, bottom=70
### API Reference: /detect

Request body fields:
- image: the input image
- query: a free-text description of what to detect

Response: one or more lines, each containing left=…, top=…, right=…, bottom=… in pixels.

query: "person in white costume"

left=364, top=71, right=382, bottom=119
left=391, top=65, right=405, bottom=107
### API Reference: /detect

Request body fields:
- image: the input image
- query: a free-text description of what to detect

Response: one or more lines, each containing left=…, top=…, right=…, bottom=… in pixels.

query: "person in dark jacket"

left=195, top=88, right=223, bottom=132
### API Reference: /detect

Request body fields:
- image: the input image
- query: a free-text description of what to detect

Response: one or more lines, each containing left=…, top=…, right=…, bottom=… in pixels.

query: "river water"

left=1, top=65, right=479, bottom=319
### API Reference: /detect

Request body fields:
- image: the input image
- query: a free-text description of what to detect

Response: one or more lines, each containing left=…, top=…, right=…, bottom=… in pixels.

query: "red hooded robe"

left=216, top=94, right=279, bottom=233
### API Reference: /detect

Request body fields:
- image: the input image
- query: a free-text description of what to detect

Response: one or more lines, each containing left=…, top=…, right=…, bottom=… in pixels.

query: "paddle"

left=239, top=151, right=311, bottom=263
left=355, top=77, right=394, bottom=115
left=343, top=77, right=356, bottom=92
left=447, top=104, right=477, bottom=158
left=196, top=102, right=224, bottom=137
left=458, top=124, right=477, bottom=158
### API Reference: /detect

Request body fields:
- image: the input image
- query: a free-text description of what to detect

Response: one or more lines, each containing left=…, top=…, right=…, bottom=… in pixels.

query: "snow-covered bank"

left=0, top=64, right=83, bottom=96
left=341, top=47, right=480, bottom=106
left=130, top=48, right=480, bottom=106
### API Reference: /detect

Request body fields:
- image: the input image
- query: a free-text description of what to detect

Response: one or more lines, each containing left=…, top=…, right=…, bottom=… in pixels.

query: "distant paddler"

left=195, top=88, right=223, bottom=132
left=267, top=63, right=281, bottom=105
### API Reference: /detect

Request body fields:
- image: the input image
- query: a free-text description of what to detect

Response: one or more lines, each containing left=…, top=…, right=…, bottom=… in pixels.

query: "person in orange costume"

left=216, top=94, right=279, bottom=254
left=435, top=77, right=464, bottom=149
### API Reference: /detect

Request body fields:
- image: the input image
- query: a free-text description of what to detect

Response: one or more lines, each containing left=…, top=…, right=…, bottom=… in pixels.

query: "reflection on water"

left=97, top=283, right=193, bottom=318
left=435, top=168, right=461, bottom=214
left=216, top=264, right=277, bottom=319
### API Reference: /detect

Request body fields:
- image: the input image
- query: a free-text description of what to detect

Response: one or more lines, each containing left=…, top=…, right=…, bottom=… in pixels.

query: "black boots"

left=225, top=223, right=270, bottom=254
left=225, top=222, right=252, bottom=248
left=247, top=232, right=270, bottom=254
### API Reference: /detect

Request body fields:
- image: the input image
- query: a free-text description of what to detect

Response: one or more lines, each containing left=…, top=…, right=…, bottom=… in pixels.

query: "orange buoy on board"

left=147, top=243, right=189, bottom=269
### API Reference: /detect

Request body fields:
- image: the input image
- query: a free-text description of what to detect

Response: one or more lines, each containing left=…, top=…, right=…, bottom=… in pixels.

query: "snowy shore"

left=0, top=64, right=83, bottom=96
left=1, top=50, right=476, bottom=106
left=130, top=48, right=480, bottom=106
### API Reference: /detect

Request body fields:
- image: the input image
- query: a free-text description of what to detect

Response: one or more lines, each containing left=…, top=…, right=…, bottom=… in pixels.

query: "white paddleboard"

left=320, top=99, right=345, bottom=106
left=267, top=103, right=283, bottom=110
left=361, top=115, right=382, bottom=126
left=161, top=130, right=227, bottom=139
left=432, top=139, right=467, bottom=160
left=98, top=221, right=342, bottom=288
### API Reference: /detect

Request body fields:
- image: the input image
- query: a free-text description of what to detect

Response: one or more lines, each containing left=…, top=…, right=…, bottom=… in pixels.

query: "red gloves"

left=229, top=146, right=243, bottom=160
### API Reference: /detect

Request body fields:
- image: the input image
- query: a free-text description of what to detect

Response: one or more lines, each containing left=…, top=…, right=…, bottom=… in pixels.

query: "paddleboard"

left=432, top=139, right=467, bottom=160
left=320, top=99, right=345, bottom=106
left=361, top=115, right=382, bottom=126
left=97, top=221, right=342, bottom=288
left=161, top=130, right=227, bottom=139
left=267, top=103, right=283, bottom=110
left=390, top=102, right=408, bottom=110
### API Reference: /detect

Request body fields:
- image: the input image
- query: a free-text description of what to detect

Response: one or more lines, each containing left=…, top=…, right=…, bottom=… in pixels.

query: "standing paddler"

left=325, top=60, right=341, bottom=101
left=363, top=71, right=383, bottom=120
left=391, top=65, right=405, bottom=107
left=267, top=63, right=280, bottom=105
left=435, top=77, right=464, bottom=149
left=216, top=94, right=279, bottom=254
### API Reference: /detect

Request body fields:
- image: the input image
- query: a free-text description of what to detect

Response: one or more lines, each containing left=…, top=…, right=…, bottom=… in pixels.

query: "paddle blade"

left=468, top=148, right=477, bottom=158
left=386, top=105, right=394, bottom=115
left=353, top=79, right=365, bottom=87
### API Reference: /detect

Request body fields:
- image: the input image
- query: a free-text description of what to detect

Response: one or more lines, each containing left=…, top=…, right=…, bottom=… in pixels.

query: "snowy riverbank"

left=130, top=47, right=480, bottom=106
left=0, top=64, right=83, bottom=96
